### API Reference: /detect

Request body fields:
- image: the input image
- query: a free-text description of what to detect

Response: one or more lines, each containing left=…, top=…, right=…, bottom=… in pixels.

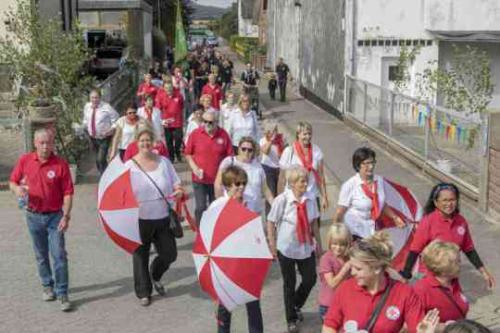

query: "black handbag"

left=364, top=279, right=394, bottom=332
left=131, top=158, right=184, bottom=238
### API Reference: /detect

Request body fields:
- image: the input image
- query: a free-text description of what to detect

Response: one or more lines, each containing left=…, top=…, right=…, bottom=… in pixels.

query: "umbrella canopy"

left=378, top=178, right=423, bottom=270
left=98, top=156, right=141, bottom=254
left=192, top=197, right=273, bottom=311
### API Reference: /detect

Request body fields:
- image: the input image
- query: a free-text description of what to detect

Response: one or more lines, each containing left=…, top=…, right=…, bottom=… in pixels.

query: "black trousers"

left=192, top=182, right=215, bottom=226
left=277, top=252, right=317, bottom=323
left=278, top=80, right=287, bottom=101
left=133, top=218, right=177, bottom=298
left=262, top=164, right=279, bottom=214
left=165, top=127, right=183, bottom=162
left=269, top=88, right=276, bottom=100
left=217, top=300, right=263, bottom=333
left=91, top=137, right=111, bottom=174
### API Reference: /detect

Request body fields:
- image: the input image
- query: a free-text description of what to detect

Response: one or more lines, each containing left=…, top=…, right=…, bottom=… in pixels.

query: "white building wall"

left=238, top=0, right=258, bottom=37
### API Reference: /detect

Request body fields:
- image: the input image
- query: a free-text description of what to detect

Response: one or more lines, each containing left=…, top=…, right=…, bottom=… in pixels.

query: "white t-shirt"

left=259, top=137, right=281, bottom=169
left=219, top=103, right=237, bottom=132
left=127, top=156, right=181, bottom=220
left=119, top=121, right=137, bottom=150
left=268, top=189, right=320, bottom=259
left=279, top=143, right=324, bottom=199
left=338, top=173, right=386, bottom=238
left=137, top=107, right=164, bottom=142
left=218, top=156, right=266, bottom=213
left=227, top=109, right=261, bottom=146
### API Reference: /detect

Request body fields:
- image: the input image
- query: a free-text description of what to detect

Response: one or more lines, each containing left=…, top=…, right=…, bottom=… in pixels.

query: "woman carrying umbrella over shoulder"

left=400, top=183, right=495, bottom=288
left=125, top=127, right=184, bottom=306
left=211, top=165, right=264, bottom=333
left=333, top=147, right=405, bottom=240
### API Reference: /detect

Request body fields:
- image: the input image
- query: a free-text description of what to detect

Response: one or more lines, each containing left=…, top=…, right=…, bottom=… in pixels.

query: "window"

left=263, top=0, right=268, bottom=10
left=388, top=65, right=400, bottom=82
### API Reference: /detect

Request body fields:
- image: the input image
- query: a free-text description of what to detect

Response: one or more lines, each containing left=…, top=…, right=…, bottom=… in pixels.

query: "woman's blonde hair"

left=262, top=119, right=278, bottom=134
left=295, top=121, right=313, bottom=139
left=326, top=224, right=352, bottom=252
left=238, top=94, right=251, bottom=109
left=285, top=165, right=308, bottom=185
left=422, top=240, right=460, bottom=277
left=350, top=231, right=393, bottom=270
left=135, top=125, right=156, bottom=141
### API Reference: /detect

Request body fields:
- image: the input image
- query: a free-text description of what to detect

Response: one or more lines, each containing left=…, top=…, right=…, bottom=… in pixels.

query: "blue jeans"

left=26, top=211, right=68, bottom=296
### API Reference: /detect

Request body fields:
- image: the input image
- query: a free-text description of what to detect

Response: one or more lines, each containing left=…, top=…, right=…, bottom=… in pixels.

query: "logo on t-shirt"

left=457, top=226, right=465, bottom=236
left=47, top=170, right=56, bottom=179
left=343, top=320, right=359, bottom=332
left=385, top=306, right=401, bottom=321
left=216, top=138, right=225, bottom=145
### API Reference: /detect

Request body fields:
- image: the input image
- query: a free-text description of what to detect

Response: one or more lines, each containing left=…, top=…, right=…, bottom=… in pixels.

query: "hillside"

left=191, top=3, right=229, bottom=20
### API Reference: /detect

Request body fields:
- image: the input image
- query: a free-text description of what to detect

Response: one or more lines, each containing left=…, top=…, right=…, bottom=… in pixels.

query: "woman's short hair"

left=350, top=231, right=393, bottom=270
left=238, top=136, right=259, bottom=156
left=352, top=147, right=376, bottom=172
left=225, top=90, right=235, bottom=98
left=286, top=166, right=308, bottom=185
left=135, top=126, right=156, bottom=141
left=238, top=94, right=251, bottom=109
left=295, top=121, right=312, bottom=139
left=326, top=224, right=352, bottom=250
left=444, top=320, right=492, bottom=333
left=262, top=119, right=278, bottom=134
left=222, top=165, right=248, bottom=188
left=424, top=183, right=460, bottom=215
left=200, top=94, right=212, bottom=105
left=422, top=240, right=460, bottom=277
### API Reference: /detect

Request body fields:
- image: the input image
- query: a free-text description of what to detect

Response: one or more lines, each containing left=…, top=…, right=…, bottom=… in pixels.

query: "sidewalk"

left=256, top=66, right=500, bottom=330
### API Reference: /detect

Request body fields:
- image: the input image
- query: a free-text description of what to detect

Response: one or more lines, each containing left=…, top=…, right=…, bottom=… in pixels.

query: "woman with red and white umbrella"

left=126, top=127, right=183, bottom=306
left=195, top=165, right=272, bottom=332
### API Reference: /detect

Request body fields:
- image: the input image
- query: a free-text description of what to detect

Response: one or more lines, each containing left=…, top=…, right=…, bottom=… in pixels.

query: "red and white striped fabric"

left=98, top=156, right=141, bottom=254
left=192, top=197, right=273, bottom=311
left=378, top=178, right=423, bottom=270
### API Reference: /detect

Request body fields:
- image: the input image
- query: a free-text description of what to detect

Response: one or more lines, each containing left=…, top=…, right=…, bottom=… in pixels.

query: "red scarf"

left=293, top=141, right=321, bottom=186
left=272, top=134, right=285, bottom=156
left=361, top=180, right=381, bottom=221
left=295, top=201, right=312, bottom=245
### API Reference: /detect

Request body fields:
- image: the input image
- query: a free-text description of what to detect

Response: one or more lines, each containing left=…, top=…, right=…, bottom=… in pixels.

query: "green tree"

left=217, top=3, right=238, bottom=41
left=0, top=0, right=95, bottom=163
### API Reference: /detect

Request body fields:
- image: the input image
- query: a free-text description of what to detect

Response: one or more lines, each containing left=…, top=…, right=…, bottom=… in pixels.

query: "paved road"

left=1, top=47, right=500, bottom=332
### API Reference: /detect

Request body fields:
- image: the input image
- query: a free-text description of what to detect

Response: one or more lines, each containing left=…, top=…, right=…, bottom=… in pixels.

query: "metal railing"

left=97, top=64, right=139, bottom=108
left=345, top=75, right=487, bottom=192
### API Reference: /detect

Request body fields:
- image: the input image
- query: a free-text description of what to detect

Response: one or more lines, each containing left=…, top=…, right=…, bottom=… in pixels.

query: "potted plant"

left=0, top=0, right=95, bottom=178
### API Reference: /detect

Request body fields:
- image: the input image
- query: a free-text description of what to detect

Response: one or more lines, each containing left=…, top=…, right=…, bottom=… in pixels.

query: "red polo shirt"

left=123, top=141, right=169, bottom=162
left=413, top=274, right=468, bottom=322
left=136, top=82, right=157, bottom=106
left=410, top=210, right=475, bottom=254
left=10, top=152, right=74, bottom=212
left=201, top=83, right=223, bottom=110
left=184, top=126, right=233, bottom=184
left=155, top=89, right=184, bottom=129
left=324, top=276, right=424, bottom=333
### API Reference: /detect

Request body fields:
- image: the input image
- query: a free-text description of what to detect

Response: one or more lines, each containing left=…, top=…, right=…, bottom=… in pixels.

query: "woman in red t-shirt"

left=400, top=183, right=495, bottom=290
left=414, top=241, right=468, bottom=330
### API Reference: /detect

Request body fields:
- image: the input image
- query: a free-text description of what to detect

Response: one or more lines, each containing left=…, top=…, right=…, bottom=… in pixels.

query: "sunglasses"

left=240, top=147, right=254, bottom=153
left=127, top=112, right=137, bottom=115
left=234, top=181, right=247, bottom=187
left=203, top=120, right=214, bottom=125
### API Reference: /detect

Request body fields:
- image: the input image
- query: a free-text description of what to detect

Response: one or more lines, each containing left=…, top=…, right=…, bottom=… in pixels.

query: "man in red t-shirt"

left=201, top=73, right=223, bottom=110
left=136, top=73, right=157, bottom=107
left=9, top=128, right=74, bottom=312
left=155, top=79, right=184, bottom=163
left=184, top=110, right=233, bottom=225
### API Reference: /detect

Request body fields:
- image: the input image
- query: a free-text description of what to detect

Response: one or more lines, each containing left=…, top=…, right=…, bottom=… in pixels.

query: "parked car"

left=206, top=36, right=219, bottom=47
left=89, top=47, right=124, bottom=79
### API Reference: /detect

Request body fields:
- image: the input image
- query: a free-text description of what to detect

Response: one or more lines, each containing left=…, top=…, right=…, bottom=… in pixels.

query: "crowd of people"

left=8, top=44, right=497, bottom=333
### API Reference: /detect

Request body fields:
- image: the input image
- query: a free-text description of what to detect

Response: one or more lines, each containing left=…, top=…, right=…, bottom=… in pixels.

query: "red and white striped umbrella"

left=98, top=156, right=141, bottom=254
left=192, top=197, right=273, bottom=311
left=378, top=178, right=423, bottom=270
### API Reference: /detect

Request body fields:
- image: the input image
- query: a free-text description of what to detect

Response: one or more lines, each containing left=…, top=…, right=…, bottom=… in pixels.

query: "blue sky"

left=193, top=0, right=235, bottom=8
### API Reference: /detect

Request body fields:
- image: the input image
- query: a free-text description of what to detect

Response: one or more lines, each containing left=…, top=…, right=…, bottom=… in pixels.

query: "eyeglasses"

left=234, top=181, right=247, bottom=187
left=361, top=160, right=376, bottom=166
left=203, top=120, right=214, bottom=125
left=127, top=112, right=137, bottom=115
left=240, top=147, right=254, bottom=153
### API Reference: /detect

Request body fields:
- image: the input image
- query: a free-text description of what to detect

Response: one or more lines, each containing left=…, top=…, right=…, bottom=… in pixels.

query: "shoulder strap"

left=438, top=287, right=467, bottom=317
left=365, top=279, right=394, bottom=331
left=131, top=158, right=171, bottom=208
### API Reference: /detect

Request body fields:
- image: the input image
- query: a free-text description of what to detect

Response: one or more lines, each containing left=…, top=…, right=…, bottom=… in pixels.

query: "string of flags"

left=412, top=103, right=475, bottom=145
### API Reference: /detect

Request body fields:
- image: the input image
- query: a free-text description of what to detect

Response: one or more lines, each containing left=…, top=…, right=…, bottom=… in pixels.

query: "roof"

left=78, top=0, right=152, bottom=12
